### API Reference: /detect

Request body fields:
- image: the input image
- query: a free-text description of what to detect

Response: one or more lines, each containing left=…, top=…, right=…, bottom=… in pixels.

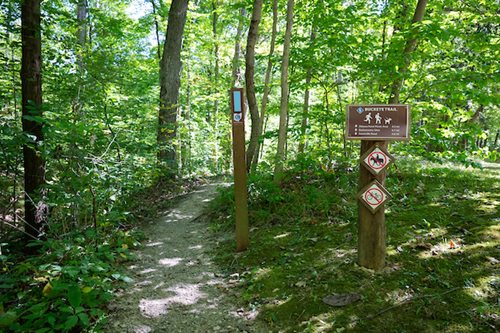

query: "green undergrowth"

left=0, top=176, right=202, bottom=332
left=209, top=159, right=499, bottom=333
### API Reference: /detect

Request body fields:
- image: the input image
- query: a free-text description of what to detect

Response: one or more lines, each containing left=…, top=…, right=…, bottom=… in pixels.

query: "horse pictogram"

left=370, top=154, right=385, bottom=167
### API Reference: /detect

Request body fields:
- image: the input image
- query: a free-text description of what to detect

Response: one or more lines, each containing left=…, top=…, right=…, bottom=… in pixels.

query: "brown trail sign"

left=231, top=88, right=249, bottom=252
left=347, top=104, right=409, bottom=271
left=347, top=105, right=410, bottom=141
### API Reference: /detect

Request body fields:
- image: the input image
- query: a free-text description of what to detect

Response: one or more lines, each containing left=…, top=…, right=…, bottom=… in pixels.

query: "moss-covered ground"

left=209, top=160, right=499, bottom=332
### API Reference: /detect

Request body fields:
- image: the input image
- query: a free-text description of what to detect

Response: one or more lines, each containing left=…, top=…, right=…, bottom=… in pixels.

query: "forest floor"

left=209, top=160, right=499, bottom=332
left=105, top=182, right=267, bottom=333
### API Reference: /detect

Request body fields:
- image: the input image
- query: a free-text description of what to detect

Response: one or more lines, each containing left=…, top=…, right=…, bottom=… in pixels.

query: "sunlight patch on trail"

left=158, top=257, right=183, bottom=267
left=138, top=268, right=157, bottom=275
left=165, top=211, right=195, bottom=222
left=139, top=283, right=207, bottom=318
left=145, top=241, right=163, bottom=247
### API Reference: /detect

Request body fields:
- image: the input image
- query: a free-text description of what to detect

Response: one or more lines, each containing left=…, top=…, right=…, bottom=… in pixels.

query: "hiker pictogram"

left=364, top=112, right=373, bottom=124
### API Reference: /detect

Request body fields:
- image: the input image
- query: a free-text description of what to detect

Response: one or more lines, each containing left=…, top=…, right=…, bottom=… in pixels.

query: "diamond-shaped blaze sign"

left=360, top=145, right=394, bottom=176
left=357, top=180, right=391, bottom=214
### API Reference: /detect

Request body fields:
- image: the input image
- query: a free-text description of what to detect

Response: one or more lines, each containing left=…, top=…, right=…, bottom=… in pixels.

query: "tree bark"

left=76, top=0, right=87, bottom=67
left=157, top=0, right=189, bottom=173
left=251, top=0, right=278, bottom=171
left=21, top=0, right=46, bottom=239
left=212, top=0, right=220, bottom=171
left=274, top=0, right=294, bottom=181
left=245, top=0, right=263, bottom=172
left=77, top=1, right=87, bottom=42
left=225, top=7, right=246, bottom=172
left=150, top=0, right=162, bottom=60
left=388, top=0, right=429, bottom=104
left=73, top=0, right=87, bottom=119
left=231, top=7, right=246, bottom=87
left=379, top=2, right=409, bottom=94
left=298, top=25, right=316, bottom=154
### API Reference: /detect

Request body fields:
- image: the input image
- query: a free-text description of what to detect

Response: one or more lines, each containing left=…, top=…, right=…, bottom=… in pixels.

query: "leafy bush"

left=0, top=228, right=141, bottom=332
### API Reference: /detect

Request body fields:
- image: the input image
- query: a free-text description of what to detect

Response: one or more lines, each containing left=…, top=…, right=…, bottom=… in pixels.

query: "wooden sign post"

left=347, top=105, right=410, bottom=270
left=230, top=88, right=249, bottom=252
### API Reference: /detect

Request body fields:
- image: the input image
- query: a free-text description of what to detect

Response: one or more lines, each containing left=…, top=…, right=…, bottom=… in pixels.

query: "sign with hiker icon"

left=346, top=104, right=410, bottom=141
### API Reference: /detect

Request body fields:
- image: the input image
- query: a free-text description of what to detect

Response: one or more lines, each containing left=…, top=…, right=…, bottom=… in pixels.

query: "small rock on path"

left=106, top=183, right=266, bottom=333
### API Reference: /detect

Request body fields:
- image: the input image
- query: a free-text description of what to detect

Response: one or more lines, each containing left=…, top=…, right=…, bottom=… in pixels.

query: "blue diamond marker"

left=357, top=107, right=364, bottom=114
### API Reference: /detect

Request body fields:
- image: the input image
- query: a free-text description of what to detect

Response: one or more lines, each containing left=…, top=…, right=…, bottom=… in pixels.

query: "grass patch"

left=209, top=160, right=499, bottom=332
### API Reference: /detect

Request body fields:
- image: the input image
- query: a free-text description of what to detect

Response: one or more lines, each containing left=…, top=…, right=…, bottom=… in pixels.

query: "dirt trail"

left=106, top=183, right=265, bottom=333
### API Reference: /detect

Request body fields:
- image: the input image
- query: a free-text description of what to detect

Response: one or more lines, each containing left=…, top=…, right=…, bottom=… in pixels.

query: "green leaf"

left=47, top=315, right=56, bottom=327
left=68, top=285, right=81, bottom=308
left=64, top=315, right=79, bottom=330
left=0, top=311, right=17, bottom=328
left=78, top=312, right=90, bottom=326
left=35, top=328, right=51, bottom=333
left=121, top=276, right=134, bottom=283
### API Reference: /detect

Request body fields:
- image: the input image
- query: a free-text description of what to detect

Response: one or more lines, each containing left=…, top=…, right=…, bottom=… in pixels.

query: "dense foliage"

left=0, top=0, right=498, bottom=331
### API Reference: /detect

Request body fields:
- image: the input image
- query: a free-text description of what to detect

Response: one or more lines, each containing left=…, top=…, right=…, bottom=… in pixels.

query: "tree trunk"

left=157, top=0, right=189, bottom=174
left=274, top=0, right=294, bottom=181
left=225, top=7, right=246, bottom=172
left=231, top=7, right=246, bottom=87
left=245, top=0, right=263, bottom=172
left=76, top=0, right=87, bottom=68
left=183, top=51, right=192, bottom=173
left=298, top=25, right=316, bottom=154
left=21, top=0, right=46, bottom=239
left=251, top=0, right=278, bottom=171
left=72, top=0, right=87, bottom=120
left=388, top=0, right=429, bottom=104
left=212, top=0, right=220, bottom=171
left=379, top=2, right=409, bottom=94
left=322, top=86, right=332, bottom=163
left=150, top=0, right=162, bottom=60
left=461, top=104, right=484, bottom=150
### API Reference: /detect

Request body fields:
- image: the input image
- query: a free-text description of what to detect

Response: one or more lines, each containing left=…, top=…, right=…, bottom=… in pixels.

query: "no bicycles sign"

left=357, top=180, right=392, bottom=214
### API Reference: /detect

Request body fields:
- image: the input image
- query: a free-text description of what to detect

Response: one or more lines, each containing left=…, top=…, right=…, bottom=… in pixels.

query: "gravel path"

left=106, top=183, right=266, bottom=333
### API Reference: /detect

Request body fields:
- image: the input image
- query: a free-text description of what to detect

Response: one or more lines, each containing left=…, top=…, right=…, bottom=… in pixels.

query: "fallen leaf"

left=486, top=257, right=499, bottom=265
left=82, top=286, right=93, bottom=293
left=295, top=281, right=307, bottom=288
left=42, top=282, right=53, bottom=296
